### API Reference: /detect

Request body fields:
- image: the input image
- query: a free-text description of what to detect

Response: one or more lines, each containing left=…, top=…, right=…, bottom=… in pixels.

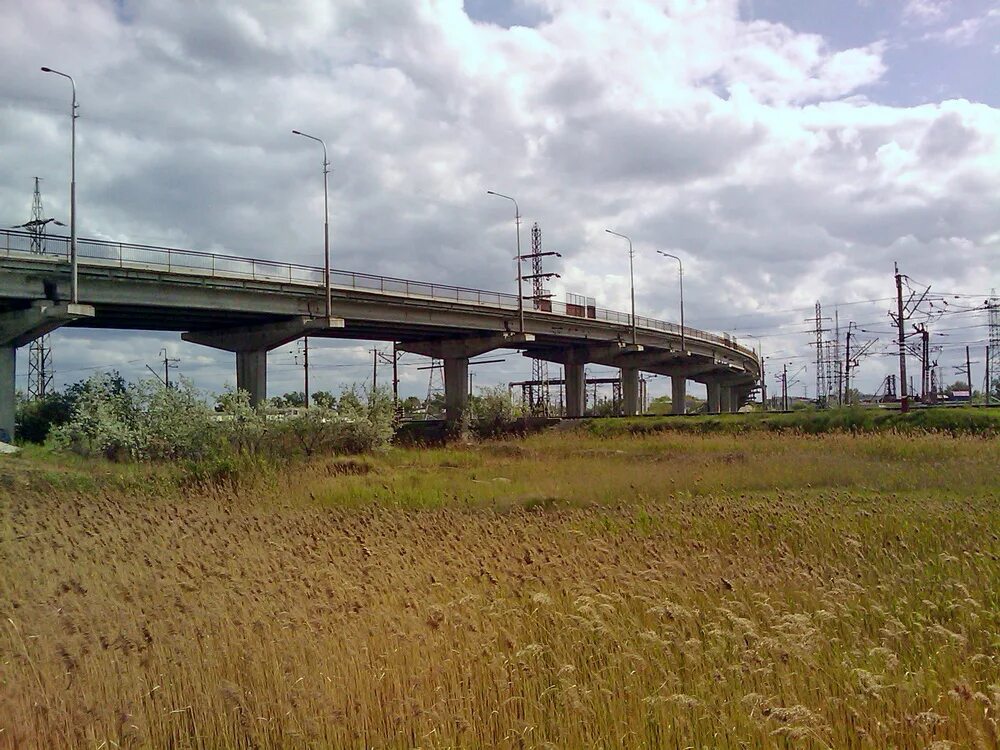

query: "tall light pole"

left=486, top=190, right=524, bottom=333
left=605, top=229, right=636, bottom=345
left=656, top=250, right=685, bottom=353
left=291, top=130, right=331, bottom=320
left=41, top=66, right=78, bottom=304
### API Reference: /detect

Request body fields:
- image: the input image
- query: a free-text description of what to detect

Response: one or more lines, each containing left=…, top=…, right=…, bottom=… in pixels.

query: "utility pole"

left=157, top=348, right=179, bottom=389
left=843, top=324, right=852, bottom=405
left=966, top=345, right=973, bottom=404
left=921, top=326, right=929, bottom=401
left=376, top=345, right=403, bottom=415
left=760, top=357, right=767, bottom=411
left=782, top=363, right=788, bottom=412
left=392, top=342, right=399, bottom=413
left=297, top=337, right=310, bottom=408
left=984, top=345, right=990, bottom=405
left=895, top=263, right=908, bottom=412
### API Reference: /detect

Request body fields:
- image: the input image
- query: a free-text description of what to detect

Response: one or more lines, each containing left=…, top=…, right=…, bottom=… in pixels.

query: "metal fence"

left=0, top=228, right=757, bottom=361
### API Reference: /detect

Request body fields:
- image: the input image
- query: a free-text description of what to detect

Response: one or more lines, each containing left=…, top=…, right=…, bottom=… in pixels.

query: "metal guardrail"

left=0, top=228, right=758, bottom=362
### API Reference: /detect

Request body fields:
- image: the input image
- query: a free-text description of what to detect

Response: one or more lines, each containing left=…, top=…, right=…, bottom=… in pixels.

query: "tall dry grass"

left=1, top=431, right=998, bottom=748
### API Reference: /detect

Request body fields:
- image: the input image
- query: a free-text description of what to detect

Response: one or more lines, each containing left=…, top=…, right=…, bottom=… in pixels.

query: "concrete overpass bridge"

left=0, top=228, right=760, bottom=439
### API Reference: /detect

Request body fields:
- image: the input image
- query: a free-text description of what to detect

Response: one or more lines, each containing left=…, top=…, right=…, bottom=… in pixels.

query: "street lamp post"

left=41, top=66, right=78, bottom=304
left=605, top=229, right=636, bottom=345
left=291, top=130, right=331, bottom=320
left=656, top=250, right=685, bottom=353
left=486, top=190, right=524, bottom=333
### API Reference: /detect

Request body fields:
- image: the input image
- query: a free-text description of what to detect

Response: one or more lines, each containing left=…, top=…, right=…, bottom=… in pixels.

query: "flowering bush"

left=51, top=374, right=215, bottom=461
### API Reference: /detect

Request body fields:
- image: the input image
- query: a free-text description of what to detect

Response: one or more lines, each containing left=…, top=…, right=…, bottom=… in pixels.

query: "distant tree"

left=648, top=395, right=672, bottom=415
left=945, top=381, right=969, bottom=395
left=336, top=388, right=364, bottom=416
left=312, top=390, right=337, bottom=409
left=282, top=391, right=306, bottom=408
left=401, top=395, right=423, bottom=416
left=469, top=385, right=515, bottom=437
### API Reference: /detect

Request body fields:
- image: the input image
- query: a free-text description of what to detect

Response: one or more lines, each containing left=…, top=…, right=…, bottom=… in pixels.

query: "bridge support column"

left=719, top=386, right=732, bottom=414
left=621, top=367, right=640, bottom=416
left=707, top=382, right=722, bottom=414
left=443, top=357, right=469, bottom=427
left=183, top=316, right=344, bottom=408
left=0, top=301, right=95, bottom=442
left=236, top=350, right=268, bottom=406
left=671, top=376, right=686, bottom=415
left=398, top=332, right=535, bottom=429
left=0, top=347, right=13, bottom=443
left=726, top=386, right=740, bottom=413
left=564, top=363, right=585, bottom=417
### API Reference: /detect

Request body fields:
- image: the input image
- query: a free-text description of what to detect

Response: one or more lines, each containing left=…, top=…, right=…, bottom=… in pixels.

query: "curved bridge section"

left=0, top=229, right=760, bottom=437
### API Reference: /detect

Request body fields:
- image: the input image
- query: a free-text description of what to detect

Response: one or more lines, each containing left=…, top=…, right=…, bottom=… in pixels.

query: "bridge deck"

left=0, top=229, right=753, bottom=362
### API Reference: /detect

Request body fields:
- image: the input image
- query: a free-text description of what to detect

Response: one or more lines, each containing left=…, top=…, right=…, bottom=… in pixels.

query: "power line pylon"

left=521, top=222, right=561, bottom=415
left=17, top=179, right=64, bottom=401
left=987, top=291, right=999, bottom=404
left=424, top=359, right=444, bottom=418
left=809, top=302, right=833, bottom=407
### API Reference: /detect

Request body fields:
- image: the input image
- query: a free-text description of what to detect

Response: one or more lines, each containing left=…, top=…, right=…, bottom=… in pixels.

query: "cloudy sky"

left=2, top=0, right=998, bottom=402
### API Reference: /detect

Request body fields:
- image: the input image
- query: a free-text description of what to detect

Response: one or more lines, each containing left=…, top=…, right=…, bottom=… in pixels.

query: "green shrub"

left=585, top=406, right=1000, bottom=438
left=15, top=393, right=74, bottom=443
left=470, top=385, right=516, bottom=438
left=50, top=374, right=216, bottom=461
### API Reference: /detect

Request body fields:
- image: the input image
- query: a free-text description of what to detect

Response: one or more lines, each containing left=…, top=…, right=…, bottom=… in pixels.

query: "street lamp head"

left=291, top=129, right=302, bottom=135
left=41, top=66, right=52, bottom=72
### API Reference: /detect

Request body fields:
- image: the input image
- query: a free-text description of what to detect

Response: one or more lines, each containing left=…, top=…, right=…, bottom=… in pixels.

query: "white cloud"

left=2, top=0, right=997, bottom=397
left=923, top=8, right=1000, bottom=46
left=903, top=0, right=951, bottom=25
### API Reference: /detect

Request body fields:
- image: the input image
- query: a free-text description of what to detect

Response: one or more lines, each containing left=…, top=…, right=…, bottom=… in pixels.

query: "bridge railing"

left=0, top=229, right=758, bottom=361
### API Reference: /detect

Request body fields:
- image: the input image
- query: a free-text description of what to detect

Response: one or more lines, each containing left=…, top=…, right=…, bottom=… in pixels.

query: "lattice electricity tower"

left=13, top=179, right=64, bottom=400
left=521, top=223, right=560, bottom=414
left=987, top=291, right=999, bottom=404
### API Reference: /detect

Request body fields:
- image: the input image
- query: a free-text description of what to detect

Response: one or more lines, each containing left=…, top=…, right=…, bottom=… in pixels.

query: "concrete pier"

left=707, top=382, right=722, bottom=414
left=621, top=367, right=640, bottom=416
left=0, top=347, right=14, bottom=443
left=0, top=301, right=94, bottom=441
left=443, top=357, right=470, bottom=425
left=565, top=363, right=586, bottom=417
left=235, top=350, right=268, bottom=405
left=671, top=376, right=686, bottom=415
left=184, top=316, right=343, bottom=406
left=719, top=386, right=732, bottom=414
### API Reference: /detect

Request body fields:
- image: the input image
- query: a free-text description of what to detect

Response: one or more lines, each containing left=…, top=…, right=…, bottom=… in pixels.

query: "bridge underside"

left=0, top=253, right=759, bottom=440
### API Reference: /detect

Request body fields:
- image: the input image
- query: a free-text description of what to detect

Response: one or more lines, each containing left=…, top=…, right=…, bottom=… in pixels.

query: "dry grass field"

left=2, top=429, right=999, bottom=748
